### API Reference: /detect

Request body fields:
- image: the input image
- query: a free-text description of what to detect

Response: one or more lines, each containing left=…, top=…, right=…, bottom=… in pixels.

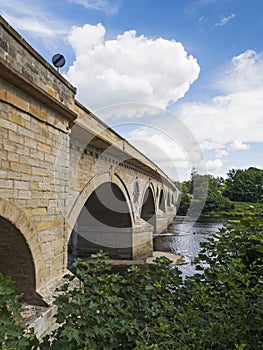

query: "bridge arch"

left=140, top=184, right=156, bottom=233
left=159, top=189, right=165, bottom=212
left=68, top=172, right=134, bottom=260
left=0, top=199, right=45, bottom=304
left=68, top=171, right=134, bottom=231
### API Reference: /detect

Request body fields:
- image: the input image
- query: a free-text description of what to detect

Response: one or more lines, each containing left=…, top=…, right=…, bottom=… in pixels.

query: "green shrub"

left=41, top=252, right=181, bottom=350
left=137, top=218, right=263, bottom=349
left=41, top=218, right=263, bottom=350
left=0, top=274, right=38, bottom=350
left=1, top=217, right=262, bottom=349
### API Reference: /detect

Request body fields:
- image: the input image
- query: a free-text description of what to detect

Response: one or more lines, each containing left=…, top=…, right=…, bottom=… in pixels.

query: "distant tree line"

left=176, top=167, right=263, bottom=215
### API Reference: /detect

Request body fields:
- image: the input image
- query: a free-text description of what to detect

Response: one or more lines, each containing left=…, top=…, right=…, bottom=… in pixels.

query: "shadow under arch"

left=0, top=199, right=45, bottom=305
left=68, top=173, right=134, bottom=261
left=159, top=189, right=165, bottom=212
left=140, top=184, right=156, bottom=233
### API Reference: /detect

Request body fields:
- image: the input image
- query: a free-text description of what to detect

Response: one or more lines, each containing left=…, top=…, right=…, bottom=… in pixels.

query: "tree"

left=177, top=192, right=191, bottom=215
left=179, top=173, right=232, bottom=215
left=200, top=175, right=231, bottom=213
left=224, top=167, right=263, bottom=202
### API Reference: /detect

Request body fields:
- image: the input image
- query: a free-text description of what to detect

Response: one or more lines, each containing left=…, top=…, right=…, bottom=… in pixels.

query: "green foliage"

left=178, top=173, right=233, bottom=215
left=202, top=187, right=233, bottom=213
left=137, top=218, right=263, bottom=349
left=178, top=167, right=263, bottom=216
left=193, top=174, right=232, bottom=214
left=40, top=218, right=263, bottom=349
left=177, top=192, right=191, bottom=215
left=41, top=251, right=181, bottom=350
left=2, top=217, right=262, bottom=349
left=0, top=274, right=38, bottom=350
left=224, top=167, right=263, bottom=202
left=205, top=201, right=263, bottom=218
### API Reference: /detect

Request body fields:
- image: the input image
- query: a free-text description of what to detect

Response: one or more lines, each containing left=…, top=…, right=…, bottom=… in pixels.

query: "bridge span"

left=0, top=16, right=179, bottom=333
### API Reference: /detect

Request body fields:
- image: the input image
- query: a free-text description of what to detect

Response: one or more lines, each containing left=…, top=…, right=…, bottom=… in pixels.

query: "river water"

left=154, top=218, right=226, bottom=277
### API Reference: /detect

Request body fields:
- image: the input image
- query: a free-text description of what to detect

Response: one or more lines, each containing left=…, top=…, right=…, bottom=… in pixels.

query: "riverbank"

left=200, top=201, right=262, bottom=218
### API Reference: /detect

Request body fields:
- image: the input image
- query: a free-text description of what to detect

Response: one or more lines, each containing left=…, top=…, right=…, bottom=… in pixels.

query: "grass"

left=203, top=201, right=263, bottom=218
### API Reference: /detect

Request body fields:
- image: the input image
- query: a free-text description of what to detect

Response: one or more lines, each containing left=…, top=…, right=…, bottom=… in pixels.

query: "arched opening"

left=0, top=216, right=39, bottom=304
left=141, top=187, right=156, bottom=233
left=69, top=182, right=132, bottom=260
left=159, top=189, right=165, bottom=212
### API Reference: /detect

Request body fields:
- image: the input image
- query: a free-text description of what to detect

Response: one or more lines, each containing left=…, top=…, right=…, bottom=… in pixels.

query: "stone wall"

left=0, top=78, right=71, bottom=297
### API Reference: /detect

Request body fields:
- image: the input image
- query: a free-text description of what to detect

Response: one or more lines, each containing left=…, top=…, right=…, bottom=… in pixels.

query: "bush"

left=41, top=252, right=181, bottom=350
left=42, top=218, right=262, bottom=350
left=137, top=218, right=263, bottom=349
left=0, top=274, right=38, bottom=350
left=2, top=218, right=262, bottom=349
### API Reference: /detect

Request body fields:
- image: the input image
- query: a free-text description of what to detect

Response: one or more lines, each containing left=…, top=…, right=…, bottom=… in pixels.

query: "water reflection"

left=154, top=219, right=225, bottom=277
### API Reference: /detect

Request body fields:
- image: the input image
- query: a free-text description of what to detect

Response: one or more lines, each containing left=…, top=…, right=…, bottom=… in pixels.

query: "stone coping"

left=146, top=251, right=184, bottom=265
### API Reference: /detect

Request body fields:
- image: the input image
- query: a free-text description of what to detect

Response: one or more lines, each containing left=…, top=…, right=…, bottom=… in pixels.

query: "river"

left=153, top=217, right=226, bottom=277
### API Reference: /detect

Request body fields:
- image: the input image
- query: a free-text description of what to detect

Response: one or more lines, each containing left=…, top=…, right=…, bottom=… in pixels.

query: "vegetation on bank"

left=176, top=167, right=263, bottom=217
left=0, top=274, right=38, bottom=349
left=1, top=217, right=263, bottom=349
left=201, top=201, right=263, bottom=218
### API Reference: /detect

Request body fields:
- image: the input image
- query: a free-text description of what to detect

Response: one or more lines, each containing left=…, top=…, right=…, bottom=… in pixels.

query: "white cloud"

left=206, top=159, right=223, bottom=171
left=69, top=0, right=120, bottom=15
left=215, top=13, right=235, bottom=26
left=0, top=0, right=68, bottom=42
left=200, top=140, right=225, bottom=150
left=218, top=50, right=263, bottom=93
left=66, top=23, right=200, bottom=114
left=3, top=13, right=67, bottom=38
left=178, top=50, right=263, bottom=147
left=122, top=121, right=207, bottom=181
left=229, top=140, right=250, bottom=151
left=127, top=127, right=192, bottom=181
left=215, top=149, right=228, bottom=158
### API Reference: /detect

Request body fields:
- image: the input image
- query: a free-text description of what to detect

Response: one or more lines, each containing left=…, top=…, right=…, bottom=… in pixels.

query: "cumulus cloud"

left=119, top=117, right=207, bottom=181
left=66, top=23, right=200, bottom=114
left=215, top=149, right=228, bottom=158
left=178, top=50, right=263, bottom=147
left=215, top=13, right=235, bottom=26
left=229, top=140, right=250, bottom=151
left=206, top=159, right=223, bottom=171
left=127, top=127, right=192, bottom=180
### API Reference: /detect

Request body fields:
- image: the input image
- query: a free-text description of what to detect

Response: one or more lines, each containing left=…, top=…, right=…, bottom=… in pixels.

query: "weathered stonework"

left=0, top=16, right=179, bottom=337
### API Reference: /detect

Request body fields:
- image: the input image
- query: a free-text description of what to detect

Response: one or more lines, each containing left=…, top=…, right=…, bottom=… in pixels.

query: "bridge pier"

left=68, top=219, right=154, bottom=262
left=132, top=219, right=153, bottom=260
left=167, top=206, right=176, bottom=226
left=155, top=210, right=168, bottom=234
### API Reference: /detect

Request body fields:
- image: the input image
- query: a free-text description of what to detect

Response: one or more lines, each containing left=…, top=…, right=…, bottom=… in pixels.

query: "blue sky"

left=1, top=0, right=262, bottom=181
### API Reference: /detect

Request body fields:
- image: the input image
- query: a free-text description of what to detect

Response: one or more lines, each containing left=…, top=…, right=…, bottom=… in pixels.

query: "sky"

left=1, top=0, right=263, bottom=181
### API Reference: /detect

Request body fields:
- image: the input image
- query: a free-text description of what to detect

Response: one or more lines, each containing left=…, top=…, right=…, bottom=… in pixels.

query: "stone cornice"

left=0, top=58, right=77, bottom=122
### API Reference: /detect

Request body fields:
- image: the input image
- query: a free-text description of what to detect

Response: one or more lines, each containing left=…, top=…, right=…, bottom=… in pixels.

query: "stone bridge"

left=0, top=15, right=179, bottom=325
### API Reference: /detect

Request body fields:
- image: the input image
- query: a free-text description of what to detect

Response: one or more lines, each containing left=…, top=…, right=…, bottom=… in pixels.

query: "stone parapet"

left=0, top=16, right=76, bottom=110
